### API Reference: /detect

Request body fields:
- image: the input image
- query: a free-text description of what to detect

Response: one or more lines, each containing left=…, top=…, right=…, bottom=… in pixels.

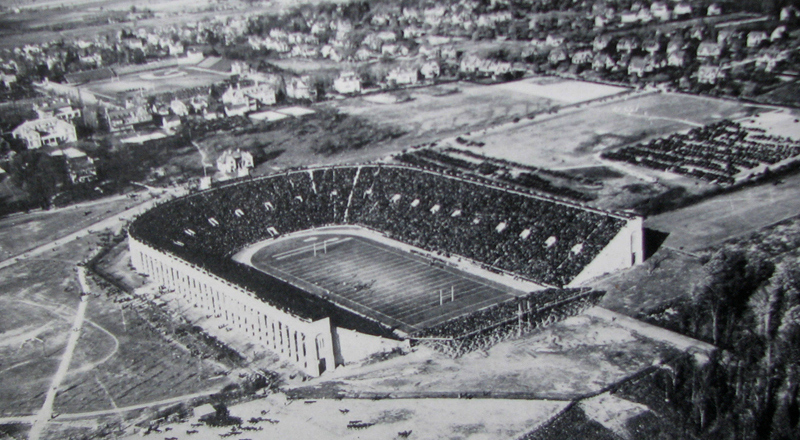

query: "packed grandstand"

left=129, top=164, right=641, bottom=372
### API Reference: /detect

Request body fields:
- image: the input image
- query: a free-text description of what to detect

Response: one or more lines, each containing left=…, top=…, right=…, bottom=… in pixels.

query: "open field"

left=644, top=171, right=800, bottom=253
left=327, top=79, right=563, bottom=143
left=288, top=312, right=677, bottom=401
left=0, top=192, right=146, bottom=261
left=82, top=66, right=229, bottom=100
left=456, top=92, right=757, bottom=171
left=119, top=393, right=567, bottom=440
left=249, top=233, right=522, bottom=333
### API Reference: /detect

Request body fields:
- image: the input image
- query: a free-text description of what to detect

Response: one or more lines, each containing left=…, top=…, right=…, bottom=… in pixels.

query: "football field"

left=249, top=233, right=522, bottom=333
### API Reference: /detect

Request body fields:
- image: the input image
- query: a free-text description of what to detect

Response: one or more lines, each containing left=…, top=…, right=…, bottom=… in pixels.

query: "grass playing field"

left=248, top=233, right=523, bottom=334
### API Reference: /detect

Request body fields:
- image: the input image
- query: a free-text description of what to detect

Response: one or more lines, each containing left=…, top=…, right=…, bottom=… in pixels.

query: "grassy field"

left=328, top=80, right=560, bottom=145
left=82, top=67, right=229, bottom=99
left=250, top=233, right=520, bottom=333
left=644, top=171, right=800, bottom=253
left=458, top=92, right=756, bottom=171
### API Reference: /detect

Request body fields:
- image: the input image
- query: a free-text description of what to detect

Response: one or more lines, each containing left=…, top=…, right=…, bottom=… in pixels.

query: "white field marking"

left=28, top=269, right=90, bottom=440
left=611, top=109, right=705, bottom=127
left=273, top=237, right=347, bottom=260
left=302, top=237, right=319, bottom=242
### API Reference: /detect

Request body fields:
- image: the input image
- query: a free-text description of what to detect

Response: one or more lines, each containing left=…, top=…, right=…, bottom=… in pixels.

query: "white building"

left=387, top=67, right=418, bottom=86
left=286, top=76, right=313, bottom=100
left=12, top=117, right=77, bottom=149
left=333, top=71, right=362, bottom=94
left=216, top=149, right=254, bottom=177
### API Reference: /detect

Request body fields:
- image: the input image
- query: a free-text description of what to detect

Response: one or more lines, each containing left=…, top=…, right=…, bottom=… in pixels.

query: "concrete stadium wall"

left=569, top=216, right=644, bottom=286
left=129, top=237, right=336, bottom=377
left=334, top=328, right=409, bottom=365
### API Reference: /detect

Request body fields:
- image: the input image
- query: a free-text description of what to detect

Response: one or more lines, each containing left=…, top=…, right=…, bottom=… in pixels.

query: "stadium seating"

left=131, top=165, right=627, bottom=287
left=602, top=120, right=800, bottom=184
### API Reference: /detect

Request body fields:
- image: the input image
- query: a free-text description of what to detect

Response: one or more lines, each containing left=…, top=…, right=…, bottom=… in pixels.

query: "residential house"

left=643, top=39, right=661, bottom=54
left=756, top=48, right=789, bottom=72
left=592, top=53, right=615, bottom=70
left=286, top=76, right=313, bottom=100
left=49, top=147, right=96, bottom=184
left=387, top=67, right=419, bottom=86
left=571, top=50, right=594, bottom=65
left=420, top=61, right=440, bottom=79
left=105, top=106, right=152, bottom=133
left=548, top=47, right=568, bottom=64
left=593, top=35, right=612, bottom=52
left=35, top=103, right=81, bottom=122
left=216, top=149, right=254, bottom=177
left=668, top=50, right=687, bottom=67
left=628, top=56, right=649, bottom=76
left=333, top=71, right=361, bottom=94
left=546, top=34, right=565, bottom=46
left=651, top=2, right=670, bottom=21
left=162, top=115, right=181, bottom=131
left=169, top=99, right=188, bottom=116
left=13, top=117, right=78, bottom=149
left=697, top=41, right=722, bottom=59
left=617, top=37, right=639, bottom=52
left=707, top=3, right=722, bottom=16
left=771, top=26, right=787, bottom=42
left=747, top=31, right=768, bottom=48
left=698, top=64, right=723, bottom=84
left=0, top=72, right=16, bottom=87
left=673, top=3, right=692, bottom=18
left=667, top=36, right=684, bottom=54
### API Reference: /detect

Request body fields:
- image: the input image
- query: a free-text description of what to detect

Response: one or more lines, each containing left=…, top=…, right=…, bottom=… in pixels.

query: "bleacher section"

left=602, top=119, right=800, bottom=184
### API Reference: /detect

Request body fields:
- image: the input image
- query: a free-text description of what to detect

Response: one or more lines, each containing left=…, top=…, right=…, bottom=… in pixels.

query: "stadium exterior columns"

left=129, top=237, right=335, bottom=377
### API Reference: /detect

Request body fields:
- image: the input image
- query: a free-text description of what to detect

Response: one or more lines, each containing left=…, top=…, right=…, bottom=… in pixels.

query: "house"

left=333, top=71, right=361, bottom=94
left=616, top=37, right=639, bottom=52
left=592, top=53, right=614, bottom=70
left=747, top=31, right=768, bottom=48
left=668, top=50, right=687, bottom=67
left=162, top=115, right=181, bottom=131
left=707, top=3, right=722, bottom=16
left=593, top=34, right=612, bottom=52
left=35, top=103, right=81, bottom=122
left=387, top=67, right=418, bottom=86
left=666, top=36, right=684, bottom=54
left=651, top=2, right=670, bottom=21
left=49, top=147, right=96, bottom=184
left=420, top=61, right=440, bottom=79
left=224, top=103, right=250, bottom=118
left=286, top=76, right=313, bottom=100
left=548, top=47, right=568, bottom=64
left=637, top=8, right=654, bottom=22
left=106, top=106, right=152, bottom=133
left=621, top=12, right=639, bottom=24
left=545, top=34, right=565, bottom=46
left=771, top=26, right=787, bottom=42
left=571, top=50, right=593, bottom=65
left=169, top=99, right=188, bottom=117
left=756, top=48, right=789, bottom=72
left=0, top=72, right=16, bottom=87
left=698, top=65, right=723, bottom=84
left=643, top=39, right=661, bottom=54
left=673, top=3, right=692, bottom=18
left=780, top=6, right=799, bottom=21
left=628, top=56, right=649, bottom=76
left=13, top=117, right=78, bottom=149
left=216, top=149, right=254, bottom=177
left=697, top=41, right=722, bottom=58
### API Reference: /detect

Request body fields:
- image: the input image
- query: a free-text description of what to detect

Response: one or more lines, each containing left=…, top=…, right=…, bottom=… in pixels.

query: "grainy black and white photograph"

left=1, top=0, right=799, bottom=439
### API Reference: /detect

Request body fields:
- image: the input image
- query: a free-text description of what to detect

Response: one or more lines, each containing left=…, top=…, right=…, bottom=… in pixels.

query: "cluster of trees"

left=649, top=248, right=800, bottom=439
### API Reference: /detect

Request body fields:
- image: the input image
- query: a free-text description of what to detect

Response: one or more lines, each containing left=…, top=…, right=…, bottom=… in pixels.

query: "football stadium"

left=128, top=165, right=643, bottom=376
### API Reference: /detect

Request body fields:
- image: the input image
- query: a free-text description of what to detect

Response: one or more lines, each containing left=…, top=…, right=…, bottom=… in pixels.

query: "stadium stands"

left=132, top=165, right=631, bottom=288
left=602, top=120, right=800, bottom=184
left=129, top=165, right=638, bottom=373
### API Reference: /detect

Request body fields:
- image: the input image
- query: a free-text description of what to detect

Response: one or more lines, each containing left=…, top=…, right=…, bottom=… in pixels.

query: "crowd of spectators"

left=132, top=165, right=628, bottom=289
left=410, top=288, right=605, bottom=357
left=602, top=120, right=800, bottom=185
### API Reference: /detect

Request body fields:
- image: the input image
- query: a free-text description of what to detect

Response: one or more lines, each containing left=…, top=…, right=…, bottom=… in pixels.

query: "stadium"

left=128, top=165, right=644, bottom=376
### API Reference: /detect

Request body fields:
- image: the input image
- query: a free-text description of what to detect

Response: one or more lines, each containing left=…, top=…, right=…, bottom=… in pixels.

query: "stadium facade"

left=129, top=165, right=643, bottom=377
